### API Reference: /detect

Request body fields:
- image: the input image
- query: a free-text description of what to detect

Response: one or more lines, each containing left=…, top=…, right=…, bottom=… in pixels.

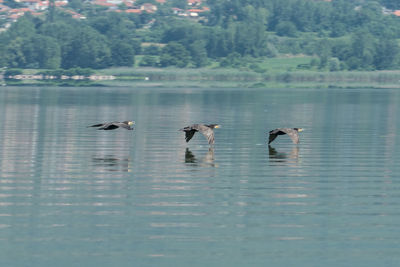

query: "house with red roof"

left=37, top=1, right=49, bottom=10
left=172, top=7, right=186, bottom=16
left=10, top=8, right=32, bottom=13
left=55, top=1, right=68, bottom=7
left=187, top=7, right=209, bottom=17
left=9, top=13, right=22, bottom=20
left=0, top=3, right=10, bottom=12
left=125, top=8, right=141, bottom=13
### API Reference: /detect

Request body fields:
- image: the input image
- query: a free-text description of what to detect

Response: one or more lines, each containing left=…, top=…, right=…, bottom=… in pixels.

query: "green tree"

left=4, top=35, right=60, bottom=68
left=89, top=17, right=112, bottom=35
left=374, top=38, right=400, bottom=70
left=234, top=21, right=268, bottom=56
left=62, top=26, right=111, bottom=69
left=350, top=30, right=376, bottom=70
left=159, top=42, right=190, bottom=67
left=189, top=41, right=208, bottom=68
left=40, top=21, right=77, bottom=43
left=28, top=35, right=61, bottom=68
left=47, top=0, right=56, bottom=22
left=4, top=38, right=26, bottom=68
left=379, top=0, right=400, bottom=9
left=5, top=15, right=36, bottom=40
left=67, top=0, right=83, bottom=10
left=275, top=21, right=297, bottom=37
left=143, top=45, right=160, bottom=55
left=139, top=55, right=158, bottom=67
left=328, top=57, right=340, bottom=71
left=110, top=41, right=135, bottom=66
left=316, top=39, right=331, bottom=69
left=220, top=52, right=242, bottom=68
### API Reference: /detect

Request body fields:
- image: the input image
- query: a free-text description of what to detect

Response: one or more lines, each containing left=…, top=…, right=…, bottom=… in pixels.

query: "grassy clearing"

left=255, top=55, right=316, bottom=72
left=132, top=55, right=317, bottom=72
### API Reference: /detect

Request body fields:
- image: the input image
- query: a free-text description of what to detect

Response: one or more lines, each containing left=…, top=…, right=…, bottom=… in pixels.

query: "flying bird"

left=268, top=128, right=303, bottom=144
left=179, top=124, right=220, bottom=145
left=89, top=121, right=135, bottom=130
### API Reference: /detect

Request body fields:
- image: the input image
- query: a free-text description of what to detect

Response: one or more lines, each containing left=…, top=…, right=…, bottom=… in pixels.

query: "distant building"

left=0, top=4, right=10, bottom=12
left=92, top=0, right=118, bottom=8
left=188, top=7, right=209, bottom=17
left=187, top=0, right=201, bottom=7
left=63, top=9, right=86, bottom=19
left=125, top=8, right=141, bottom=14
left=140, top=3, right=157, bottom=13
left=106, top=0, right=123, bottom=4
left=17, top=0, right=67, bottom=10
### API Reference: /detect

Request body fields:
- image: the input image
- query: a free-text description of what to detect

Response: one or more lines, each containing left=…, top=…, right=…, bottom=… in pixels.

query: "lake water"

left=0, top=86, right=400, bottom=267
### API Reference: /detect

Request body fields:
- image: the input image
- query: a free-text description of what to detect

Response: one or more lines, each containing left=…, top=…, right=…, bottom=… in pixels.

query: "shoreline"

left=2, top=68, right=400, bottom=89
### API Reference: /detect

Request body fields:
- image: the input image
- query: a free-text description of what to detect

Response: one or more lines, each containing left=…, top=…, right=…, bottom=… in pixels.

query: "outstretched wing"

left=89, top=123, right=105, bottom=128
left=98, top=123, right=119, bottom=130
left=185, top=129, right=197, bottom=142
left=199, top=127, right=215, bottom=145
left=268, top=133, right=278, bottom=144
left=280, top=128, right=299, bottom=144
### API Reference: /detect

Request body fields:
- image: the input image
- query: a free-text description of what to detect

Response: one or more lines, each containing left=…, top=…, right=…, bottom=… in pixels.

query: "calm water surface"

left=0, top=86, right=400, bottom=266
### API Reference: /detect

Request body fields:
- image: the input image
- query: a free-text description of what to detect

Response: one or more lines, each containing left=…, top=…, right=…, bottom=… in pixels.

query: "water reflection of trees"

left=184, top=148, right=216, bottom=167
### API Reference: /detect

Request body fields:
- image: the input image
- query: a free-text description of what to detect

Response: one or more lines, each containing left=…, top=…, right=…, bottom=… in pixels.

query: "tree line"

left=0, top=0, right=400, bottom=71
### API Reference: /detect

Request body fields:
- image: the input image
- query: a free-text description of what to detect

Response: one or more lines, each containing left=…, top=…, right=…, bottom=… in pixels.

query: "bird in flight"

left=268, top=128, right=303, bottom=144
left=89, top=121, right=135, bottom=130
left=180, top=124, right=220, bottom=145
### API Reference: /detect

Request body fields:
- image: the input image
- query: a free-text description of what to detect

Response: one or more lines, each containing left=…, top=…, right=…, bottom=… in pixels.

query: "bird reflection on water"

left=92, top=154, right=131, bottom=172
left=184, top=148, right=197, bottom=163
left=184, top=148, right=216, bottom=167
left=268, top=145, right=299, bottom=164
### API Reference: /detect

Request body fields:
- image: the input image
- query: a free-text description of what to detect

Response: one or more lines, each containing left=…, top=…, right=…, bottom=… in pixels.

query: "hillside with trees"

left=1, top=0, right=400, bottom=71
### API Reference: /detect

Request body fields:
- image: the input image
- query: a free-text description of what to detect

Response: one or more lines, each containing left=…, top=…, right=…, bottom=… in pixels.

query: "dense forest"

left=1, top=0, right=400, bottom=71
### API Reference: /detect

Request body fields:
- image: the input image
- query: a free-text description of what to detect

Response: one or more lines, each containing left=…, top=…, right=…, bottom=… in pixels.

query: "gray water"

left=0, top=86, right=400, bottom=267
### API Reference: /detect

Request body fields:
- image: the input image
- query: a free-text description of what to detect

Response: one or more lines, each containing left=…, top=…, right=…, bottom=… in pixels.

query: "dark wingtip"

left=89, top=123, right=103, bottom=128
